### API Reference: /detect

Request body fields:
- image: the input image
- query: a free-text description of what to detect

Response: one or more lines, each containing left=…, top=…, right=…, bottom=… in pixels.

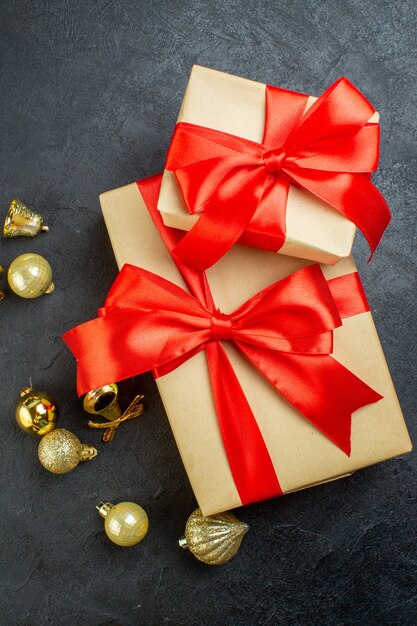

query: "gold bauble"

left=3, top=199, right=49, bottom=238
left=7, top=253, right=54, bottom=299
left=97, top=501, right=149, bottom=547
left=15, top=386, right=59, bottom=436
left=179, top=508, right=249, bottom=565
left=38, top=428, right=97, bottom=474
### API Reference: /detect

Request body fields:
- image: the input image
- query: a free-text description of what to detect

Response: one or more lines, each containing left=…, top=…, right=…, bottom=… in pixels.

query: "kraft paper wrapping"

left=157, top=65, right=381, bottom=265
left=100, top=181, right=411, bottom=516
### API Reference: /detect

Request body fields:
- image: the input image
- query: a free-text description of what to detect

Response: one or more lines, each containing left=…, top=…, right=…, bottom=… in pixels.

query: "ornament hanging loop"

left=81, top=443, right=98, bottom=461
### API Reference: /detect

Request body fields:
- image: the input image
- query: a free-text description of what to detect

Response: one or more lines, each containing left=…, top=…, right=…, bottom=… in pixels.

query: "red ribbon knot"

left=210, top=310, right=234, bottom=340
left=263, top=148, right=286, bottom=173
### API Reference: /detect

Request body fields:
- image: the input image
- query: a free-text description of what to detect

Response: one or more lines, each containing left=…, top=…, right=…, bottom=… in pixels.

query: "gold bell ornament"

left=84, top=385, right=144, bottom=442
left=3, top=198, right=49, bottom=238
left=96, top=501, right=149, bottom=547
left=38, top=428, right=97, bottom=474
left=179, top=508, right=249, bottom=565
left=8, top=253, right=54, bottom=299
left=83, top=384, right=122, bottom=422
left=15, top=386, right=59, bottom=436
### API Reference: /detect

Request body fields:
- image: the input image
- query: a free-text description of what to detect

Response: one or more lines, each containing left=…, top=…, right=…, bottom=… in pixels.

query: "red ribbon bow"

left=64, top=175, right=382, bottom=506
left=166, top=77, right=391, bottom=269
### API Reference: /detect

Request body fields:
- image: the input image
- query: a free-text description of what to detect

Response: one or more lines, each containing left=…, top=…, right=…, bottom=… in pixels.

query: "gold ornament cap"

left=16, top=386, right=59, bottom=436
left=83, top=384, right=121, bottom=421
left=179, top=508, right=249, bottom=565
left=7, top=253, right=54, bottom=299
left=3, top=199, right=49, bottom=238
left=38, top=428, right=97, bottom=474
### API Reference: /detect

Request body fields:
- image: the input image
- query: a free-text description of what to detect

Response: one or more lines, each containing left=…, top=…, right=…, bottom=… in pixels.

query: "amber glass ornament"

left=96, top=501, right=149, bottom=547
left=38, top=429, right=97, bottom=474
left=15, top=386, right=59, bottom=435
left=7, top=253, right=54, bottom=298
left=179, top=508, right=249, bottom=565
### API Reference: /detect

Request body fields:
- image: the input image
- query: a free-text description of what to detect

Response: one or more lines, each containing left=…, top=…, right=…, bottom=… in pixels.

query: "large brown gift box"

left=157, top=65, right=380, bottom=266
left=100, top=180, right=411, bottom=516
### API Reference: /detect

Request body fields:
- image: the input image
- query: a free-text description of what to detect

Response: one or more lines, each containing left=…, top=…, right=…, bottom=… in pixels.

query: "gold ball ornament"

left=38, top=428, right=97, bottom=474
left=7, top=253, right=54, bottom=299
left=97, top=501, right=149, bottom=547
left=15, top=386, right=59, bottom=435
left=179, top=508, right=249, bottom=565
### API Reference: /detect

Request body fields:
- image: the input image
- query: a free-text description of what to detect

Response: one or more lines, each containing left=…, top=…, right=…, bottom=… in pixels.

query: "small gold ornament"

left=7, top=253, right=54, bottom=299
left=38, top=428, right=97, bottom=474
left=97, top=501, right=149, bottom=547
left=0, top=265, right=5, bottom=301
left=179, top=508, right=249, bottom=565
left=87, top=393, right=144, bottom=442
left=83, top=384, right=122, bottom=422
left=15, top=386, right=59, bottom=436
left=3, top=199, right=49, bottom=238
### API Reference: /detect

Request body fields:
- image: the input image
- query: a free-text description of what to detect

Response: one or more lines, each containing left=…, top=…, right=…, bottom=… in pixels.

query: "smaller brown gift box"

left=100, top=180, right=411, bottom=516
left=157, top=65, right=380, bottom=266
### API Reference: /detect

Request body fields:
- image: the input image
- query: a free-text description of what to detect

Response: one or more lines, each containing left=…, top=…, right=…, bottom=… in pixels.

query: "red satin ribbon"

left=165, top=77, right=391, bottom=270
left=63, top=174, right=382, bottom=506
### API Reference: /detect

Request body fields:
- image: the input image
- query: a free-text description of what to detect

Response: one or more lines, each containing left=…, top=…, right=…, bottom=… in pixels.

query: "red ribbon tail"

left=235, top=342, right=382, bottom=456
left=287, top=169, right=391, bottom=260
left=205, top=341, right=282, bottom=504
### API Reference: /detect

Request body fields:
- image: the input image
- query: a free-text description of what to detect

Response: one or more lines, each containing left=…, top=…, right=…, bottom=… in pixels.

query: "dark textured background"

left=0, top=1, right=416, bottom=625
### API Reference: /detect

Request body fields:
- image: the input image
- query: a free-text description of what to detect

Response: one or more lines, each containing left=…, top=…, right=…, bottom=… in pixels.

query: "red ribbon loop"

left=63, top=175, right=383, bottom=507
left=166, top=77, right=391, bottom=270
